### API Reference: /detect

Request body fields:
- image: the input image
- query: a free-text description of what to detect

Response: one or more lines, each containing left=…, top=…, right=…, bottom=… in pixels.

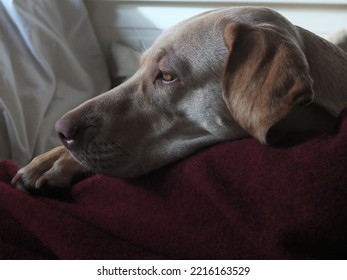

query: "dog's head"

left=55, top=7, right=316, bottom=178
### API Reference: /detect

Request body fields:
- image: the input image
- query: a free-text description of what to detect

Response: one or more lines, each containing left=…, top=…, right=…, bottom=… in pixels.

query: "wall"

left=84, top=0, right=347, bottom=54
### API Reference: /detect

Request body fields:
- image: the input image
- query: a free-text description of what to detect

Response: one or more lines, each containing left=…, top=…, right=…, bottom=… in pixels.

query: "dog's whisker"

left=132, top=26, right=148, bottom=52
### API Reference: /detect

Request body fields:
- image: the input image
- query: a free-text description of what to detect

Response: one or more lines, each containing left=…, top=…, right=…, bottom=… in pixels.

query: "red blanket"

left=1, top=110, right=347, bottom=260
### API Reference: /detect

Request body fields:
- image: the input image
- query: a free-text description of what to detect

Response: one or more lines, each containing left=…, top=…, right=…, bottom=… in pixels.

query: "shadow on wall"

left=85, top=1, right=164, bottom=52
left=328, top=28, right=347, bottom=52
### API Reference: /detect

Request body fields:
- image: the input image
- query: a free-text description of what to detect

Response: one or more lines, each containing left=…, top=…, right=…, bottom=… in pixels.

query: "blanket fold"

left=1, top=109, right=347, bottom=259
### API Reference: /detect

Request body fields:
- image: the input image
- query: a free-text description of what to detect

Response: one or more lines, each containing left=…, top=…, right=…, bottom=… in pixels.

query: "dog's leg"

left=11, top=146, right=86, bottom=192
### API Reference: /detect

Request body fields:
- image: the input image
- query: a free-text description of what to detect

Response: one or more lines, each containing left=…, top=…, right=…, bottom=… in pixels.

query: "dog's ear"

left=222, top=22, right=314, bottom=144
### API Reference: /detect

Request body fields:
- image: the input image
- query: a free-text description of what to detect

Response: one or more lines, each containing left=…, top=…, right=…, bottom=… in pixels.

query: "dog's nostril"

left=57, top=132, right=68, bottom=141
left=55, top=118, right=78, bottom=142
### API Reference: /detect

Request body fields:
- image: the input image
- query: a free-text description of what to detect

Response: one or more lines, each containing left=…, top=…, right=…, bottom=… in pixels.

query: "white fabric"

left=0, top=0, right=110, bottom=166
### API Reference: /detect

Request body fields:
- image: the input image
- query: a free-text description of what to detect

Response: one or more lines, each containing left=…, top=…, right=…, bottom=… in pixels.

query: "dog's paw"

left=11, top=146, right=86, bottom=193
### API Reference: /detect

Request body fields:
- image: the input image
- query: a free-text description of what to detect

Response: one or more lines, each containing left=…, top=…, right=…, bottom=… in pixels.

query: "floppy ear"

left=222, top=22, right=314, bottom=144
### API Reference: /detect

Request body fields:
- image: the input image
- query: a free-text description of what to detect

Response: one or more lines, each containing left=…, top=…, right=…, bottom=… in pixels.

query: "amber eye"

left=162, top=73, right=175, bottom=82
left=156, top=71, right=177, bottom=84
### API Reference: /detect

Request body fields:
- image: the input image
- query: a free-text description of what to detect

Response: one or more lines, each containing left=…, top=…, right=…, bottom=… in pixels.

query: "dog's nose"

left=55, top=118, right=77, bottom=142
left=55, top=118, right=79, bottom=148
left=55, top=99, right=97, bottom=149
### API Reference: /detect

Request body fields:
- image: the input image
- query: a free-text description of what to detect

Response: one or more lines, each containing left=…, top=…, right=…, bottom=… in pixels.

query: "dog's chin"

left=68, top=148, right=144, bottom=179
left=60, top=138, right=146, bottom=178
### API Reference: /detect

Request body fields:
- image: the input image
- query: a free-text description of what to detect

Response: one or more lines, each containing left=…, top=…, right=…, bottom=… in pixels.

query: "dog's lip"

left=65, top=139, right=75, bottom=147
left=59, top=136, right=78, bottom=150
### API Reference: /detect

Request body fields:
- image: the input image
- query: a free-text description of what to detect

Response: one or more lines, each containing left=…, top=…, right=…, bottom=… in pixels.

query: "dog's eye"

left=156, top=71, right=177, bottom=84
left=162, top=73, right=175, bottom=83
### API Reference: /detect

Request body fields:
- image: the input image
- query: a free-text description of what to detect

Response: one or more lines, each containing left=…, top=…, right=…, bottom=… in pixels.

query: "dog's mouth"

left=67, top=139, right=143, bottom=178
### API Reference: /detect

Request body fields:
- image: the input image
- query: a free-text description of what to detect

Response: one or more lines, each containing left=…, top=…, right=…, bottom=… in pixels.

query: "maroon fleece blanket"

left=1, top=110, right=347, bottom=260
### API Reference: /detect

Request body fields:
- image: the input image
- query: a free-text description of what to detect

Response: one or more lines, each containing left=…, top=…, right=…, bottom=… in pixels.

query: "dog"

left=12, top=7, right=347, bottom=191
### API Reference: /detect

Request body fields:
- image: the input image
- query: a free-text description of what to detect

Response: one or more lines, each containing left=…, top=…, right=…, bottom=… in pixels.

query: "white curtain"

left=0, top=0, right=110, bottom=165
